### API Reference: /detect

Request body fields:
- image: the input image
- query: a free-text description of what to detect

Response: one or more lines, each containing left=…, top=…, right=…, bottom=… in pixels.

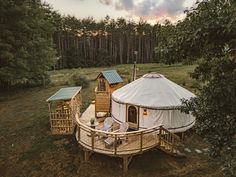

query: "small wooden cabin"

left=95, top=70, right=123, bottom=117
left=47, top=87, right=82, bottom=134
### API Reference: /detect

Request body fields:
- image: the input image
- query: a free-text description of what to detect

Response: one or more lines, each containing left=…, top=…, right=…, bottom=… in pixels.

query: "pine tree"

left=0, top=0, right=55, bottom=89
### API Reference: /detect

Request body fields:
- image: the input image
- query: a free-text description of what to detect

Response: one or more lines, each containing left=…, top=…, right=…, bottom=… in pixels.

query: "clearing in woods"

left=0, top=64, right=222, bottom=177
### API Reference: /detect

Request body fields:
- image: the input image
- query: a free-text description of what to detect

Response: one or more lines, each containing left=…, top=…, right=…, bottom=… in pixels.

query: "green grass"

left=0, top=63, right=221, bottom=177
left=50, top=63, right=197, bottom=89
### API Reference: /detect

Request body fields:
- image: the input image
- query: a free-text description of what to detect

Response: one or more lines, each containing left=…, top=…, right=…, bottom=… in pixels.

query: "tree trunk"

left=119, top=36, right=123, bottom=64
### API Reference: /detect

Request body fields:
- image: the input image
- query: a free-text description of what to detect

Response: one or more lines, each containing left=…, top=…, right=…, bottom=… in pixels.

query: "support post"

left=123, top=156, right=133, bottom=173
left=114, top=134, right=117, bottom=155
left=77, top=124, right=80, bottom=141
left=84, top=150, right=93, bottom=162
left=140, top=131, right=143, bottom=152
left=171, top=138, right=175, bottom=153
left=158, top=126, right=162, bottom=146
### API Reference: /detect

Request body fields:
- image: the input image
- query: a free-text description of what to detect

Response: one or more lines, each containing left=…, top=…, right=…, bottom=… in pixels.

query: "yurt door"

left=127, top=105, right=139, bottom=129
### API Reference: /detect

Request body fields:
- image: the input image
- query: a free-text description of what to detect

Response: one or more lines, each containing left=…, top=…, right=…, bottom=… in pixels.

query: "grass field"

left=0, top=64, right=221, bottom=177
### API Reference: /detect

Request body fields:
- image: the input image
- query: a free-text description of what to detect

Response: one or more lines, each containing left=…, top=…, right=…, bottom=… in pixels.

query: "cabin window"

left=98, top=79, right=106, bottom=91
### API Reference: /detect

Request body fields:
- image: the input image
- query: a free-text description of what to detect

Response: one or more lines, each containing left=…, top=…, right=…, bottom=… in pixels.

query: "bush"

left=72, top=74, right=89, bottom=88
left=182, top=58, right=195, bottom=65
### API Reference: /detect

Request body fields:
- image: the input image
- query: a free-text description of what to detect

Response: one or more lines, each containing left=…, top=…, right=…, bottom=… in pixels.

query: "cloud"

left=99, top=0, right=191, bottom=23
left=98, top=0, right=112, bottom=6
left=137, top=0, right=186, bottom=22
left=153, top=0, right=186, bottom=16
left=115, top=0, right=134, bottom=10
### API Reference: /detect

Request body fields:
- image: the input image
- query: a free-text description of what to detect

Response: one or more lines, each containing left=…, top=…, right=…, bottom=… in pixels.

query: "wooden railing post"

left=171, top=138, right=174, bottom=153
left=91, top=130, right=95, bottom=150
left=78, top=124, right=80, bottom=141
left=168, top=133, right=170, bottom=143
left=140, top=131, right=143, bottom=152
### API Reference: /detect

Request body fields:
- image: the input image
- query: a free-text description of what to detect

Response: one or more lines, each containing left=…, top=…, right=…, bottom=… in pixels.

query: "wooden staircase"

left=158, top=126, right=186, bottom=157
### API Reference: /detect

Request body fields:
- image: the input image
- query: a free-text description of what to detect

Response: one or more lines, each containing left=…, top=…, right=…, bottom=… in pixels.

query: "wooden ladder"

left=158, top=126, right=185, bottom=157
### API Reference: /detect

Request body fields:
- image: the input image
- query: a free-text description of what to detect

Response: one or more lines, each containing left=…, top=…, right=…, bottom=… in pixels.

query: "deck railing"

left=159, top=126, right=182, bottom=153
left=76, top=119, right=161, bottom=155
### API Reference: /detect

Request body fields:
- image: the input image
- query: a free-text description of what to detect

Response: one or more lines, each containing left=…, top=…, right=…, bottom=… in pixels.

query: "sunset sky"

left=44, top=0, right=197, bottom=24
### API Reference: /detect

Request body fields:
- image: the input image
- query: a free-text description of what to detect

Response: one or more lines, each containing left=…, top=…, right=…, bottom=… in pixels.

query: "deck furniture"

left=96, top=117, right=114, bottom=139
left=104, top=122, right=129, bottom=148
left=101, top=117, right=113, bottom=131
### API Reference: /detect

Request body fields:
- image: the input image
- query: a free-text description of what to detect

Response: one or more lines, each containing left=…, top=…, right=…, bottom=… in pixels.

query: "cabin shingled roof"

left=99, top=70, right=123, bottom=84
left=47, top=86, right=82, bottom=102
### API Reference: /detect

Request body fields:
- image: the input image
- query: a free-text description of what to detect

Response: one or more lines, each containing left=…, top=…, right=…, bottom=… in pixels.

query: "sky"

left=44, top=0, right=197, bottom=24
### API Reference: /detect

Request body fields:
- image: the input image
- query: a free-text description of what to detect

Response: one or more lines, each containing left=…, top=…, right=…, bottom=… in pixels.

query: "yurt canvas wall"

left=111, top=73, right=196, bottom=133
left=111, top=100, right=195, bottom=133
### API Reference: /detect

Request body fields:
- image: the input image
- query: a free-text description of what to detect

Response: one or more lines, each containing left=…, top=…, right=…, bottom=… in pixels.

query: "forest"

left=1, top=0, right=235, bottom=89
left=0, top=0, right=235, bottom=176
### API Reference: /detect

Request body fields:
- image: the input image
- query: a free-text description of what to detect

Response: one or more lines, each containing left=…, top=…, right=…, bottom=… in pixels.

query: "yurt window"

left=98, top=78, right=106, bottom=91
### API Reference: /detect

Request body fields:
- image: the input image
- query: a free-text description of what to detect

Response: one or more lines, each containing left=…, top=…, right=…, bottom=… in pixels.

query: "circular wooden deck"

left=75, top=104, right=183, bottom=172
left=75, top=104, right=180, bottom=158
left=75, top=118, right=160, bottom=156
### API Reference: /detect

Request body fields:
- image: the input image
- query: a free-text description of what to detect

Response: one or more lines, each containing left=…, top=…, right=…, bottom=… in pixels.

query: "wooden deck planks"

left=75, top=104, right=183, bottom=173
left=77, top=123, right=159, bottom=155
left=76, top=104, right=180, bottom=156
left=80, top=103, right=95, bottom=123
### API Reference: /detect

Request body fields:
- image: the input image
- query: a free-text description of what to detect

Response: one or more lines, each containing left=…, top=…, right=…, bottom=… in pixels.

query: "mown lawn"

left=0, top=63, right=221, bottom=177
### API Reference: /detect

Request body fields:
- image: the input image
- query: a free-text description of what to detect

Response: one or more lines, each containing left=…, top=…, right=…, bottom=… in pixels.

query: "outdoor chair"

left=101, top=117, right=113, bottom=131
left=104, top=122, right=129, bottom=148
left=97, top=117, right=113, bottom=139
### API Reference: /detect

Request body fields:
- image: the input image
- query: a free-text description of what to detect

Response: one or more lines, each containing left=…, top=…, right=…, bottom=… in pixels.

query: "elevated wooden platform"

left=75, top=103, right=183, bottom=172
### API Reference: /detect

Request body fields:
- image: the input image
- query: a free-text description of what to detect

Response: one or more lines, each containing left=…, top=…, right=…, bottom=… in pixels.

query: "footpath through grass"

left=0, top=63, right=221, bottom=177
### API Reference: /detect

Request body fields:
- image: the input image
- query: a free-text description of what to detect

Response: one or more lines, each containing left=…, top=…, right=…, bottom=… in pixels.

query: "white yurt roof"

left=112, top=73, right=196, bottom=109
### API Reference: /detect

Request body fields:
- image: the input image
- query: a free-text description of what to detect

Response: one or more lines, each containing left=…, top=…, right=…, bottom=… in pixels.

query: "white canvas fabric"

left=112, top=100, right=126, bottom=122
left=139, top=108, right=195, bottom=133
left=112, top=73, right=195, bottom=109
left=111, top=73, right=196, bottom=133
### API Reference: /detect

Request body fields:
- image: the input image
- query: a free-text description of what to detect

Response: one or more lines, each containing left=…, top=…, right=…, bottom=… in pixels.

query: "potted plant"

left=90, top=117, right=95, bottom=124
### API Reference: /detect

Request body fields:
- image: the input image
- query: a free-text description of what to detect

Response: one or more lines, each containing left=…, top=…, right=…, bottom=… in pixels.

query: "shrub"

left=72, top=74, right=89, bottom=88
left=182, top=58, right=194, bottom=65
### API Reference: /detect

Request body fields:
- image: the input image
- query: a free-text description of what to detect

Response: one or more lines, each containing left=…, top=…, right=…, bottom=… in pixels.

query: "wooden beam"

left=158, top=126, right=162, bottom=146
left=140, top=131, right=143, bottom=152
left=77, top=124, right=80, bottom=141
left=123, top=155, right=133, bottom=173
left=84, top=150, right=93, bottom=162
left=91, top=130, right=95, bottom=150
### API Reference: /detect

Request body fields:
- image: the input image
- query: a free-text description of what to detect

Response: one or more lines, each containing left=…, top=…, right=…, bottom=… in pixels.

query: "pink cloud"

left=98, top=0, right=191, bottom=23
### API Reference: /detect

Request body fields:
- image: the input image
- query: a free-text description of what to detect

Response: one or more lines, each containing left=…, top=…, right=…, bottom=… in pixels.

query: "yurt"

left=111, top=73, right=196, bottom=133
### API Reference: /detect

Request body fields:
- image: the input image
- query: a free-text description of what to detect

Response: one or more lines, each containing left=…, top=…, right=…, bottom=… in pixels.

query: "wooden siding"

left=95, top=77, right=123, bottom=116
left=48, top=91, right=81, bottom=135
left=95, top=92, right=110, bottom=113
